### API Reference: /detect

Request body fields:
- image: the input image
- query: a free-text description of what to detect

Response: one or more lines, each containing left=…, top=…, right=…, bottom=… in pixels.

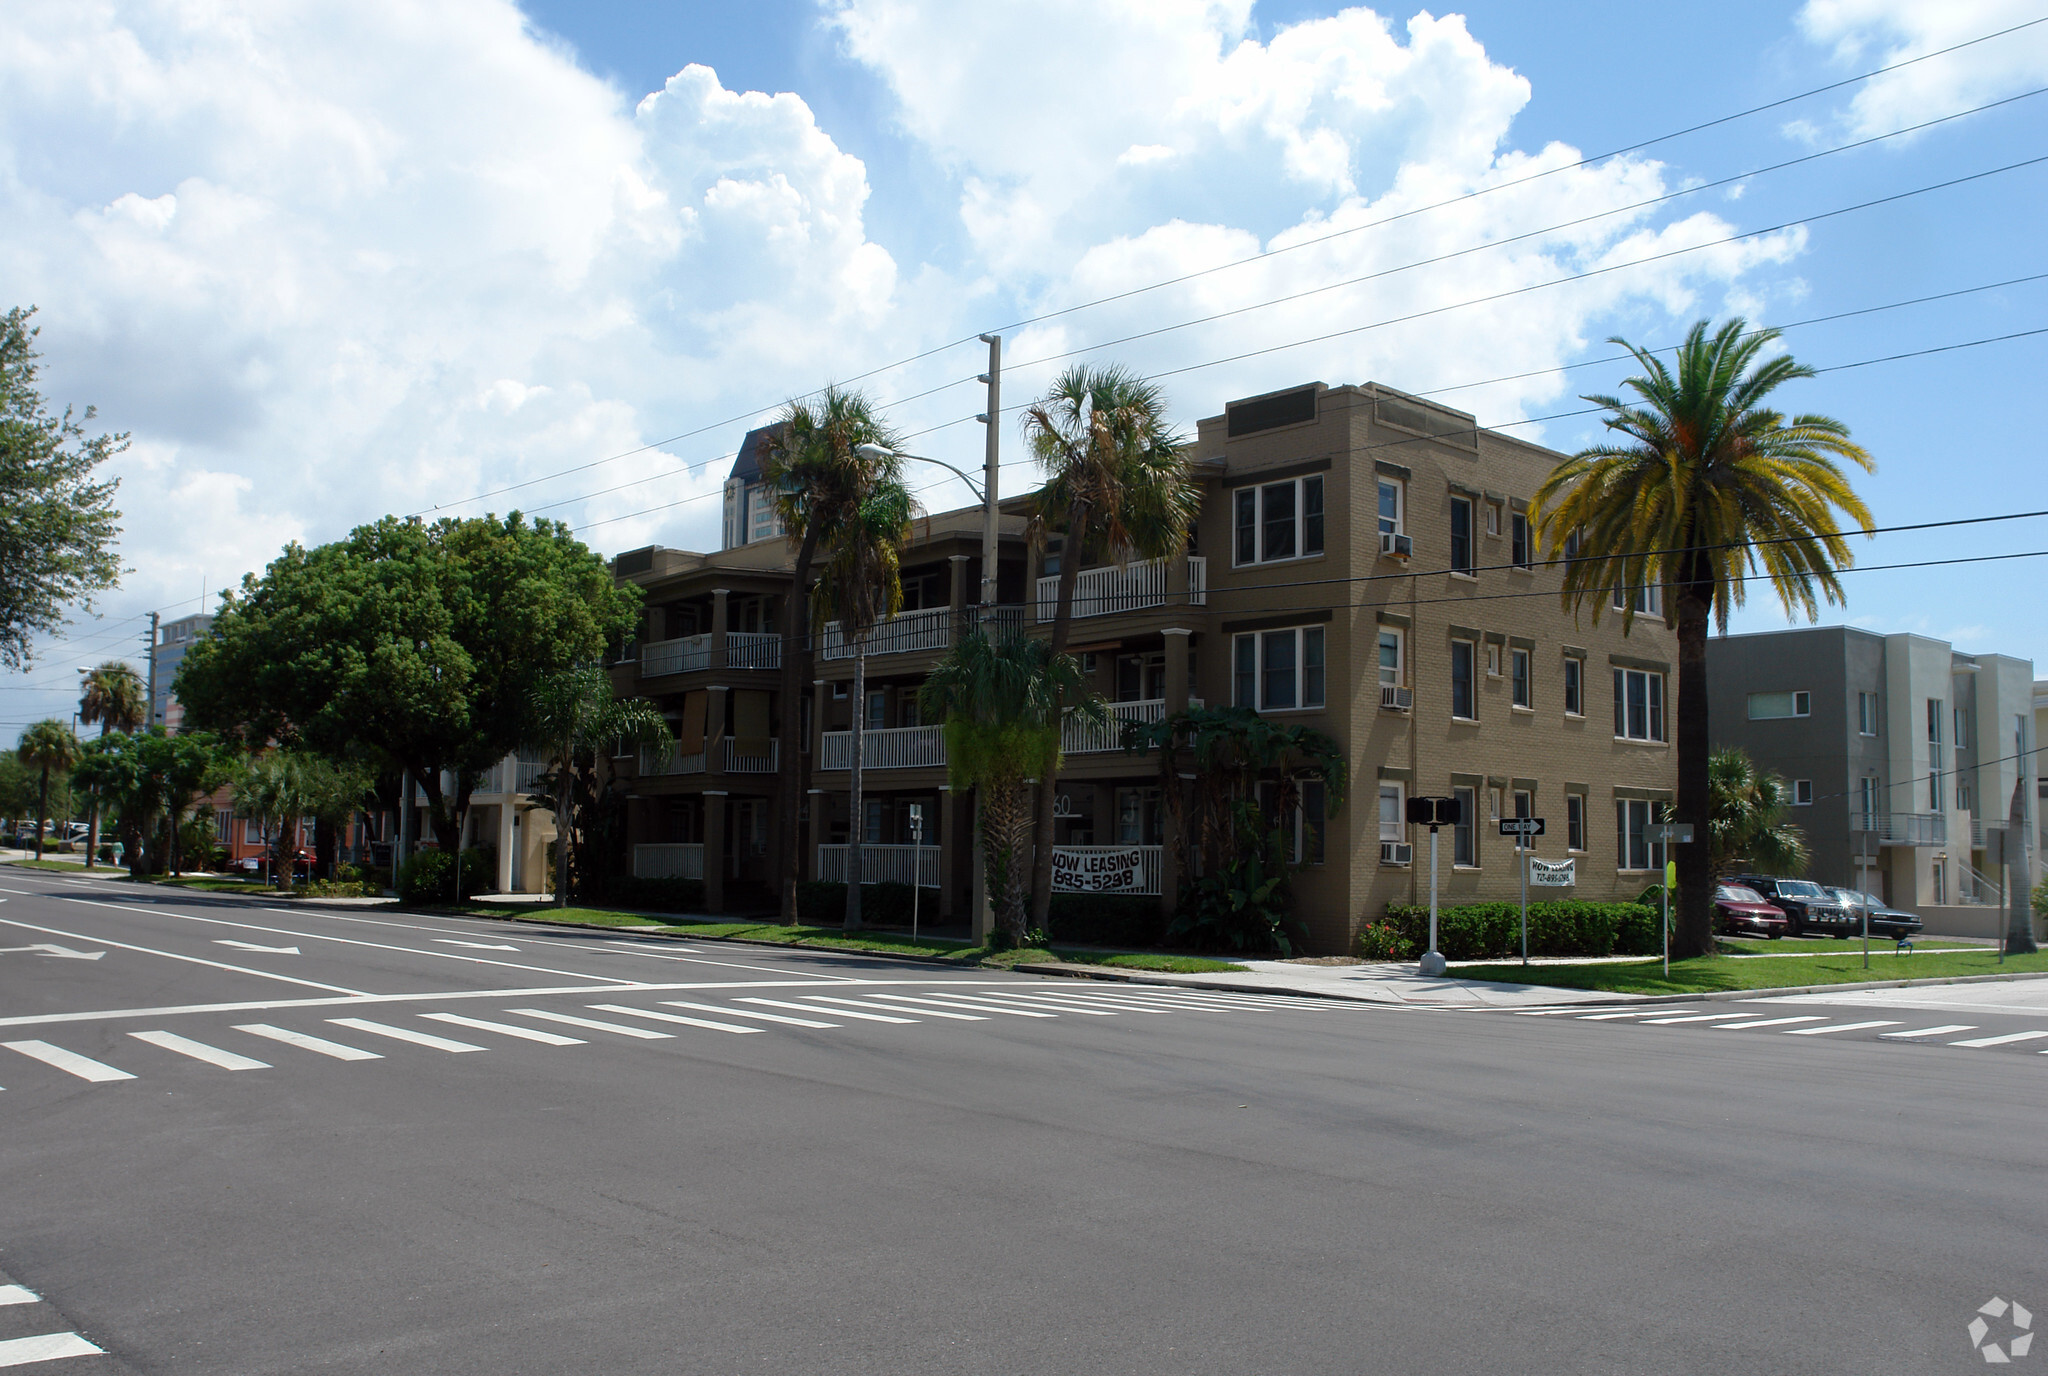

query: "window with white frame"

left=1255, top=780, right=1326, bottom=864
left=1450, top=496, right=1474, bottom=573
left=1858, top=776, right=1881, bottom=824
left=1451, top=640, right=1476, bottom=720
left=1377, top=628, right=1403, bottom=688
left=1858, top=691, right=1880, bottom=735
left=1486, top=642, right=1501, bottom=676
left=1233, top=475, right=1325, bottom=565
left=1954, top=706, right=1970, bottom=749
left=1233, top=626, right=1326, bottom=711
left=863, top=798, right=885, bottom=844
left=1928, top=768, right=1941, bottom=811
left=866, top=690, right=886, bottom=729
left=1377, top=478, right=1404, bottom=537
left=1614, top=668, right=1666, bottom=742
left=1926, top=698, right=1942, bottom=744
left=1957, top=777, right=1973, bottom=811
left=1378, top=782, right=1405, bottom=842
left=1511, top=648, right=1532, bottom=708
left=1512, top=788, right=1532, bottom=821
left=1611, top=582, right=1663, bottom=616
left=1453, top=786, right=1477, bottom=866
left=1793, top=779, right=1813, bottom=806
left=1566, top=794, right=1586, bottom=851
left=1748, top=691, right=1810, bottom=720
left=1510, top=512, right=1532, bottom=569
left=1563, top=657, right=1583, bottom=716
left=1116, top=787, right=1163, bottom=845
left=1485, top=502, right=1501, bottom=536
left=1615, top=799, right=1665, bottom=871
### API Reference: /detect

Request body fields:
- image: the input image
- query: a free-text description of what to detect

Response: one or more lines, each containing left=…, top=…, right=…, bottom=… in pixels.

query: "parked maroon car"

left=1714, top=884, right=1788, bottom=938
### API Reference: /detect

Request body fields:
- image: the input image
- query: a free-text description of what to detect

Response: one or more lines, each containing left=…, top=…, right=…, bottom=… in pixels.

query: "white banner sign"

left=1528, top=857, right=1576, bottom=888
left=1052, top=847, right=1144, bottom=893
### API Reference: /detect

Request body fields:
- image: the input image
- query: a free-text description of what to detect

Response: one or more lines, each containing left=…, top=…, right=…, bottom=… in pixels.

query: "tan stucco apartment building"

left=609, top=381, right=1678, bottom=953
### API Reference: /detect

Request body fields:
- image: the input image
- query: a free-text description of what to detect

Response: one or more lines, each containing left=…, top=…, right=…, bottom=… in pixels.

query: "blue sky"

left=2, top=0, right=2045, bottom=736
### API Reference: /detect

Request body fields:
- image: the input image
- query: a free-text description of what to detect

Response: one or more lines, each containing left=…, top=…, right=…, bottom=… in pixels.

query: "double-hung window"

left=1613, top=668, right=1666, bottom=742
left=1450, top=497, right=1473, bottom=573
left=1378, top=783, right=1405, bottom=843
left=1511, top=648, right=1532, bottom=708
left=1233, top=626, right=1325, bottom=711
left=1566, top=794, right=1586, bottom=852
left=1510, top=512, right=1532, bottom=569
left=1234, top=475, right=1325, bottom=565
left=1377, top=629, right=1403, bottom=688
left=1450, top=640, right=1476, bottom=720
left=1927, top=699, right=1942, bottom=745
left=1615, top=799, right=1664, bottom=871
left=1452, top=786, right=1477, bottom=866
left=1928, top=768, right=1941, bottom=811
left=1611, top=582, right=1662, bottom=616
left=1378, top=479, right=1404, bottom=538
left=1563, top=657, right=1584, bottom=717
left=1857, top=691, right=1880, bottom=735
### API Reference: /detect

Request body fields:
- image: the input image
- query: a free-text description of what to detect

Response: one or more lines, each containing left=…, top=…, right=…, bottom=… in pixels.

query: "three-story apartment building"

left=611, top=382, right=1678, bottom=952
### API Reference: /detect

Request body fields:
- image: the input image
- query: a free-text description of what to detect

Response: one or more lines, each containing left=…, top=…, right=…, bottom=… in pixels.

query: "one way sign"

left=1497, top=817, right=1545, bottom=837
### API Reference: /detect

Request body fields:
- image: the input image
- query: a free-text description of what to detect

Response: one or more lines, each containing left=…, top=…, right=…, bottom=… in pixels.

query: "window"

left=1563, top=658, right=1583, bottom=717
left=214, top=809, right=235, bottom=840
left=1116, top=652, right=1165, bottom=702
left=1485, top=503, right=1500, bottom=536
left=1610, top=582, right=1662, bottom=616
left=866, top=690, right=886, bottom=729
left=831, top=682, right=849, bottom=699
left=1490, top=786, right=1504, bottom=823
left=1116, top=787, right=1163, bottom=845
left=1858, top=777, right=1880, bottom=825
left=1954, top=706, right=1969, bottom=749
left=1957, top=777, right=1972, bottom=811
left=1566, top=794, right=1586, bottom=852
left=1299, top=780, right=1327, bottom=865
left=1453, top=786, right=1476, bottom=866
left=1510, top=512, right=1531, bottom=569
left=1747, top=691, right=1810, bottom=720
left=1378, top=479, right=1404, bottom=537
left=1511, top=648, right=1531, bottom=708
left=863, top=798, right=884, bottom=844
left=1232, top=627, right=1325, bottom=711
left=1486, top=643, right=1502, bottom=676
left=1927, top=698, right=1942, bottom=745
left=1451, top=641, right=1476, bottom=720
left=1858, top=691, right=1880, bottom=735
left=244, top=819, right=262, bottom=846
left=1377, top=629, right=1403, bottom=688
left=1234, top=476, right=1325, bottom=565
left=1450, top=497, right=1473, bottom=573
left=1932, top=860, right=1946, bottom=905
left=1928, top=768, right=1941, bottom=811
left=1379, top=783, right=1405, bottom=842
left=1614, top=668, right=1666, bottom=742
left=1793, top=779, right=1813, bottom=806
left=1512, top=789, right=1532, bottom=821
left=1616, top=799, right=1665, bottom=871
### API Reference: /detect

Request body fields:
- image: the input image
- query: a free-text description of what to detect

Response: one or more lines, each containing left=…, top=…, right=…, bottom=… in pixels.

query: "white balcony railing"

left=1059, top=698, right=1201, bottom=754
left=1034, top=556, right=1207, bottom=622
left=819, top=606, right=954, bottom=661
left=723, top=738, right=780, bottom=773
left=727, top=632, right=781, bottom=670
left=1050, top=845, right=1163, bottom=895
left=820, top=724, right=946, bottom=771
left=641, top=744, right=706, bottom=776
left=1852, top=812, right=1947, bottom=846
left=633, top=843, right=704, bottom=880
left=477, top=756, right=551, bottom=795
left=641, top=633, right=713, bottom=677
left=816, top=844, right=940, bottom=887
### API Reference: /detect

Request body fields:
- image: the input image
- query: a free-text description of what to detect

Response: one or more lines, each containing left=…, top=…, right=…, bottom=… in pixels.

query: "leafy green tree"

left=920, top=626, right=1105, bottom=945
left=1707, top=748, right=1809, bottom=878
left=15, top=719, right=78, bottom=859
left=522, top=665, right=671, bottom=907
left=234, top=754, right=310, bottom=891
left=68, top=727, right=234, bottom=874
left=177, top=513, right=639, bottom=853
left=297, top=753, right=377, bottom=881
left=1533, top=319, right=1872, bottom=959
left=0, top=307, right=125, bottom=671
left=77, top=660, right=145, bottom=868
left=1021, top=364, right=1197, bottom=932
left=761, top=388, right=908, bottom=923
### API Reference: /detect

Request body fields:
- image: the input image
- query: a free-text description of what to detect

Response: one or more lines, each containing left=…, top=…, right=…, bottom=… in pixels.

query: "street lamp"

left=855, top=443, right=999, bottom=615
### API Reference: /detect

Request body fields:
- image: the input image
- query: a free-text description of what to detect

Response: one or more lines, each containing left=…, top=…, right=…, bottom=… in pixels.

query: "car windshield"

left=1773, top=881, right=1827, bottom=898
left=1717, top=886, right=1765, bottom=903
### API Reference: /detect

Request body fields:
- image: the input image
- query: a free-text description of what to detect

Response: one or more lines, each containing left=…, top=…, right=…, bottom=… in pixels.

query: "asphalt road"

left=2, top=869, right=2043, bottom=1374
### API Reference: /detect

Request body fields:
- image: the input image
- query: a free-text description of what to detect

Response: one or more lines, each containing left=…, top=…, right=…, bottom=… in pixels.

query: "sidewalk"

left=1020, top=957, right=1637, bottom=1007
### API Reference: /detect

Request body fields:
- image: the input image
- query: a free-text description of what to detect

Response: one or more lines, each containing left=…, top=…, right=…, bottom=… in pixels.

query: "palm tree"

left=234, top=754, right=307, bottom=892
left=17, top=719, right=80, bottom=861
left=523, top=665, right=671, bottom=907
left=920, top=626, right=1105, bottom=945
left=1534, top=318, right=1872, bottom=958
left=761, top=388, right=907, bottom=923
left=1707, top=748, right=1810, bottom=878
left=76, top=660, right=144, bottom=868
left=810, top=478, right=918, bottom=931
left=1019, top=364, right=1197, bottom=932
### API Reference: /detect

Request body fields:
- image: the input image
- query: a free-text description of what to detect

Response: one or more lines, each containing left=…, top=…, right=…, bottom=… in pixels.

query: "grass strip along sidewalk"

left=1457, top=946, right=2048, bottom=995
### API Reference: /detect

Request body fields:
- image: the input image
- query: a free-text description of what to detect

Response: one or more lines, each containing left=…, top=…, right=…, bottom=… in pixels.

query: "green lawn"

left=1458, top=947, right=2048, bottom=995
left=1717, top=935, right=1979, bottom=955
left=3, top=858, right=89, bottom=872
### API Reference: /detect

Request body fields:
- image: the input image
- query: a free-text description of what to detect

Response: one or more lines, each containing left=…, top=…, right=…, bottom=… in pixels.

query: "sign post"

left=1408, top=796, right=1464, bottom=976
left=1646, top=822, right=1694, bottom=977
left=1498, top=817, right=1545, bottom=967
left=908, top=805, right=924, bottom=942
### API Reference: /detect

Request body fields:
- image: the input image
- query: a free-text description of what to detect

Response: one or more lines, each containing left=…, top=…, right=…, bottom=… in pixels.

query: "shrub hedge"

left=1381, top=900, right=1659, bottom=961
left=1046, top=893, right=1161, bottom=948
left=396, top=849, right=496, bottom=904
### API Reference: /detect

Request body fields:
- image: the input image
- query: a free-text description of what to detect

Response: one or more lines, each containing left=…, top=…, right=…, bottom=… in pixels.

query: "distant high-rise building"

left=151, top=612, right=215, bottom=733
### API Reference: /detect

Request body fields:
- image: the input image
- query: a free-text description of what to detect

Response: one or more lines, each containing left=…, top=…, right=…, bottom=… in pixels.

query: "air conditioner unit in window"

left=1379, top=841, right=1413, bottom=865
left=1380, top=532, right=1413, bottom=559
left=1379, top=685, right=1413, bottom=711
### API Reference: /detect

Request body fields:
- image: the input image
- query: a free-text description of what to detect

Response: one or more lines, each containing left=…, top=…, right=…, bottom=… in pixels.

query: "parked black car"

left=1834, top=888, right=1925, bottom=941
left=1728, top=876, right=1865, bottom=937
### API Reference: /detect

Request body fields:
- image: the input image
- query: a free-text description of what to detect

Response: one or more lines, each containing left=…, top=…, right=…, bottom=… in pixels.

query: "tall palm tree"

left=234, top=754, right=308, bottom=892
left=810, top=478, right=917, bottom=930
left=76, top=660, right=144, bottom=868
left=920, top=626, right=1105, bottom=945
left=1707, top=747, right=1810, bottom=879
left=1019, top=363, right=1197, bottom=932
left=1534, top=319, right=1872, bottom=958
left=524, top=664, right=671, bottom=907
left=761, top=389, right=907, bottom=923
left=17, top=719, right=80, bottom=860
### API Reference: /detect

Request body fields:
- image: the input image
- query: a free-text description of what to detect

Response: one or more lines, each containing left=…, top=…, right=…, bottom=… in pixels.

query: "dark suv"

left=1729, top=877, right=1864, bottom=937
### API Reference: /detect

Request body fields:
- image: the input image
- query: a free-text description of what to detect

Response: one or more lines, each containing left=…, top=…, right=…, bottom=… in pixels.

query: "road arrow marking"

left=432, top=938, right=520, bottom=951
left=0, top=943, right=106, bottom=961
left=214, top=940, right=302, bottom=955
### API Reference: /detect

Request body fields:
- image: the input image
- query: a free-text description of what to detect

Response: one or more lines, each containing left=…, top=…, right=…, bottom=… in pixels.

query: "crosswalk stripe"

left=1641, top=1013, right=1744, bottom=1024
left=328, top=1018, right=484, bottom=1053
left=0, top=1332, right=103, bottom=1366
left=1120, top=990, right=1332, bottom=1011
left=1012, top=992, right=1185, bottom=1014
left=3, top=1039, right=135, bottom=1082
left=1949, top=1030, right=2048, bottom=1049
left=955, top=992, right=1117, bottom=1015
left=235, top=1024, right=383, bottom=1060
left=866, top=994, right=1058, bottom=1018
left=825, top=996, right=984, bottom=1021
left=1783, top=1020, right=1902, bottom=1036
left=0, top=1286, right=37, bottom=1306
left=506, top=1009, right=672, bottom=1039
left=1577, top=1011, right=1657, bottom=1020
left=660, top=999, right=837, bottom=1028
left=1059, top=989, right=1278, bottom=1010
left=423, top=1013, right=583, bottom=1046
left=1514, top=1008, right=1608, bottom=1016
left=1878, top=1025, right=1976, bottom=1039
left=759, top=997, right=917, bottom=1025
left=129, top=1030, right=270, bottom=1070
left=1713, top=1017, right=1829, bottom=1031
left=588, top=1004, right=760, bottom=1034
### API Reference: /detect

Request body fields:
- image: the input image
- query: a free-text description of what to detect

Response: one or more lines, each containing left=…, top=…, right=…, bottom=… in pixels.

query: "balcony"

left=640, top=744, right=705, bottom=776
left=816, top=843, right=940, bottom=887
left=727, top=633, right=781, bottom=670
left=1061, top=697, right=1204, bottom=755
left=477, top=757, right=550, bottom=795
left=1034, top=555, right=1207, bottom=623
left=723, top=739, right=780, bottom=773
left=818, top=605, right=1028, bottom=661
left=1852, top=812, right=1947, bottom=846
left=820, top=723, right=947, bottom=771
left=632, top=843, right=704, bottom=880
left=638, top=631, right=781, bottom=676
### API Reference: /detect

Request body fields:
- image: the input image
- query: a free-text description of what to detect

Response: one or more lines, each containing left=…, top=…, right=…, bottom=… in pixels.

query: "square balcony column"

left=949, top=553, right=971, bottom=615
left=807, top=788, right=829, bottom=895
left=705, top=685, right=729, bottom=779
left=704, top=791, right=727, bottom=913
left=495, top=801, right=516, bottom=895
left=938, top=783, right=959, bottom=918
left=711, top=587, right=730, bottom=671
left=1160, top=627, right=1194, bottom=917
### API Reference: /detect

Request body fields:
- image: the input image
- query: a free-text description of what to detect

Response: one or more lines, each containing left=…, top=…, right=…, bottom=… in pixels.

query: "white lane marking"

left=867, top=994, right=1059, bottom=1018
left=422, top=1013, right=582, bottom=1046
left=1095, top=989, right=1332, bottom=1011
left=234, top=1024, right=383, bottom=1061
left=827, top=995, right=984, bottom=1021
left=661, top=1000, right=837, bottom=1028
left=0, top=943, right=102, bottom=960
left=328, top=1018, right=484, bottom=1053
left=0, top=1285, right=37, bottom=1306
left=3, top=1040, right=135, bottom=1083
left=1713, top=1017, right=1830, bottom=1031
left=0, top=913, right=363, bottom=995
left=129, top=1030, right=270, bottom=1070
left=215, top=940, right=300, bottom=954
left=961, top=992, right=1125, bottom=1015
left=433, top=939, right=520, bottom=951
left=1578, top=1011, right=1660, bottom=1020
left=0, top=1331, right=104, bottom=1365
left=1641, top=1013, right=1748, bottom=1024
left=506, top=1009, right=671, bottom=1039
left=1950, top=1030, right=2048, bottom=1049
left=1513, top=1007, right=1611, bottom=1016
left=1782, top=1020, right=1902, bottom=1036
left=1009, top=992, right=1184, bottom=1014
left=1878, top=1025, right=1976, bottom=1039
left=755, top=997, right=916, bottom=1025
left=588, top=1004, right=761, bottom=1035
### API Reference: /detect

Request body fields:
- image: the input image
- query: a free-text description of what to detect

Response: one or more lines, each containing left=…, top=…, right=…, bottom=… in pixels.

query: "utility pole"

left=974, top=333, right=1001, bottom=614
left=144, top=612, right=160, bottom=729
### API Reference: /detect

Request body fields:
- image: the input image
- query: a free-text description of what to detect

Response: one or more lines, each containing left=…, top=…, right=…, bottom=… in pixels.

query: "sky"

left=3, top=0, right=2046, bottom=738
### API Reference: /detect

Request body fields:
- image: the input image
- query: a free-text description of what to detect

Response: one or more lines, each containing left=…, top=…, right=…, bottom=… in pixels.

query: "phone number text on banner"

left=1051, top=847, right=1146, bottom=893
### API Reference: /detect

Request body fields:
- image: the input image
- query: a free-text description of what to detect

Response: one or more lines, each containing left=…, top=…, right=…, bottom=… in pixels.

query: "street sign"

left=1497, top=817, right=1545, bottom=837
left=1406, top=795, right=1462, bottom=827
left=1646, top=822, right=1694, bottom=843
left=1529, top=857, right=1575, bottom=887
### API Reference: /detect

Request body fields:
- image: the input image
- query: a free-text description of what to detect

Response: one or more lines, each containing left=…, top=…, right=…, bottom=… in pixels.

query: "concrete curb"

left=1011, top=961, right=1390, bottom=1004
